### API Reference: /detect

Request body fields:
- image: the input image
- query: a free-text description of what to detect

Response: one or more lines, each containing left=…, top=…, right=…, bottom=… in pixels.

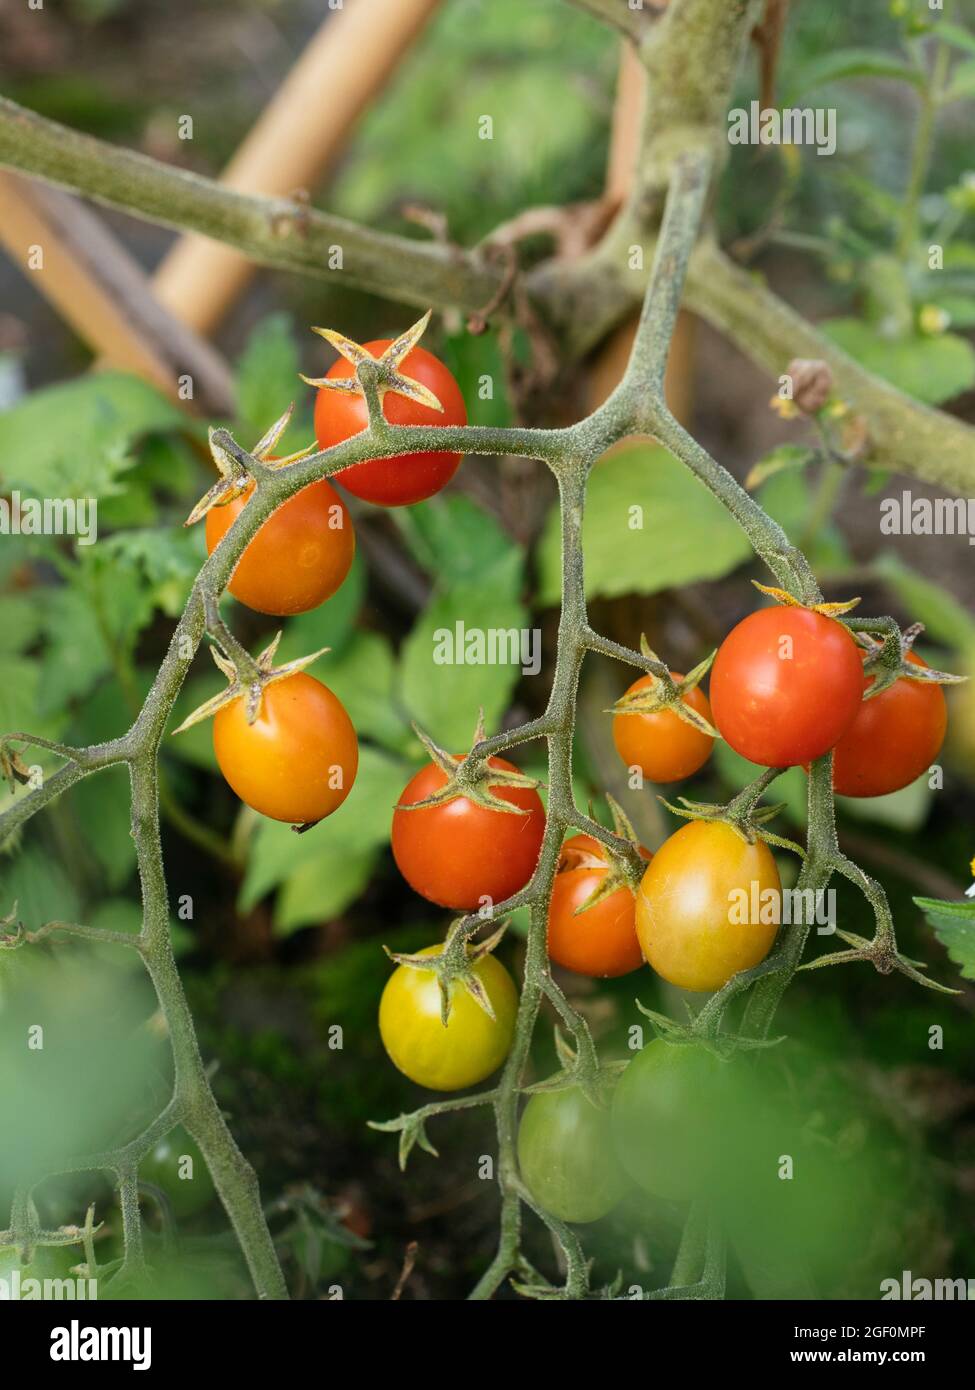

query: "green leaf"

left=944, top=58, right=975, bottom=103
left=36, top=588, right=115, bottom=715
left=239, top=745, right=411, bottom=911
left=757, top=469, right=850, bottom=570
left=100, top=526, right=204, bottom=619
left=399, top=560, right=529, bottom=748
left=821, top=319, right=975, bottom=405
left=0, top=372, right=183, bottom=501
left=394, top=493, right=522, bottom=591
left=441, top=332, right=513, bottom=428
left=0, top=596, right=43, bottom=654
left=788, top=48, right=925, bottom=101
left=928, top=294, right=975, bottom=329
left=235, top=314, right=304, bottom=446
left=71, top=767, right=136, bottom=890
left=937, top=22, right=975, bottom=59
left=745, top=445, right=813, bottom=491
left=0, top=844, right=80, bottom=928
left=537, top=442, right=753, bottom=605
left=309, top=631, right=410, bottom=753
left=873, top=553, right=975, bottom=650
left=275, top=847, right=380, bottom=933
left=913, top=896, right=975, bottom=981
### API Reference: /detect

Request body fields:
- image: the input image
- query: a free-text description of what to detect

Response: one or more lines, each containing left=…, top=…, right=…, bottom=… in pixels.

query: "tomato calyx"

left=633, top=1001, right=784, bottom=1061
left=851, top=622, right=966, bottom=701
left=397, top=718, right=542, bottom=816
left=184, top=403, right=313, bottom=528
left=522, top=1027, right=610, bottom=1111
left=659, top=768, right=805, bottom=859
left=560, top=798, right=646, bottom=914
left=170, top=631, right=330, bottom=736
left=607, top=637, right=719, bottom=739
left=750, top=580, right=861, bottom=619
left=802, top=923, right=961, bottom=995
left=301, top=310, right=445, bottom=419
left=385, top=920, right=509, bottom=1026
left=368, top=1111, right=441, bottom=1172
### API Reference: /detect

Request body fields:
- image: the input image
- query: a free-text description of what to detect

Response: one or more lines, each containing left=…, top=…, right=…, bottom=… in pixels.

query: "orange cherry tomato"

left=213, top=672, right=357, bottom=824
left=832, top=651, right=947, bottom=797
left=635, top=820, right=780, bottom=992
left=612, top=671, right=714, bottom=783
left=391, top=756, right=545, bottom=910
left=313, top=342, right=467, bottom=506
left=546, top=834, right=650, bottom=978
left=205, top=479, right=354, bottom=617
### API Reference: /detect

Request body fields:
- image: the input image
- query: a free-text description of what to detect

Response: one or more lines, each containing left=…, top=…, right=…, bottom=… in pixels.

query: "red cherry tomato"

left=832, top=651, right=947, bottom=797
left=546, top=834, right=649, bottom=978
left=612, top=671, right=714, bottom=783
left=709, top=606, right=863, bottom=767
left=205, top=479, right=354, bottom=616
left=392, top=756, right=545, bottom=910
left=213, top=672, right=357, bottom=824
left=313, top=341, right=467, bottom=506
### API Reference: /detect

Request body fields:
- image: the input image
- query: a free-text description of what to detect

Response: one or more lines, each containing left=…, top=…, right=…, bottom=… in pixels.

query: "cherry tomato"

left=378, top=945, right=517, bottom=1091
left=140, top=1126, right=216, bottom=1219
left=213, top=672, right=357, bottom=824
left=314, top=341, right=467, bottom=506
left=832, top=651, right=947, bottom=797
left=546, top=834, right=649, bottom=978
left=392, top=757, right=545, bottom=910
left=611, top=1041, right=723, bottom=1201
left=205, top=479, right=354, bottom=616
left=709, top=606, right=863, bottom=766
left=612, top=672, right=714, bottom=782
left=517, top=1085, right=628, bottom=1223
left=635, top=820, right=780, bottom=993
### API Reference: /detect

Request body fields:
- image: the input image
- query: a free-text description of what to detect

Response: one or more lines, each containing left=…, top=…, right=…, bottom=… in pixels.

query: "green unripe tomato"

left=517, top=1084, right=627, bottom=1223
left=140, top=1127, right=216, bottom=1219
left=611, top=1041, right=721, bottom=1202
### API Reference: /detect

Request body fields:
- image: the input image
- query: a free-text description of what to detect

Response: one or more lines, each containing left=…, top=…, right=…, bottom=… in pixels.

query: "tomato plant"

left=313, top=342, right=467, bottom=506
left=831, top=651, right=947, bottom=797
left=635, top=820, right=780, bottom=992
left=392, top=756, right=545, bottom=909
left=709, top=606, right=863, bottom=767
left=378, top=945, right=517, bottom=1091
left=140, top=1127, right=216, bottom=1219
left=517, top=1084, right=627, bottom=1223
left=612, top=672, right=714, bottom=782
left=546, top=834, right=648, bottom=978
left=205, top=479, right=354, bottom=616
left=213, top=672, right=358, bottom=824
left=611, top=1041, right=722, bottom=1201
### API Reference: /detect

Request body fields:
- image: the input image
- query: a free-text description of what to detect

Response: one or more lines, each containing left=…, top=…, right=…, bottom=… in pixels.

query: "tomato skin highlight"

left=710, top=606, right=863, bottom=767
left=392, top=757, right=545, bottom=910
left=314, top=341, right=467, bottom=506
left=140, top=1127, right=216, bottom=1219
left=546, top=834, right=648, bottom=978
left=612, top=1041, right=722, bottom=1201
left=205, top=479, right=354, bottom=616
left=378, top=945, right=517, bottom=1091
left=213, top=672, right=358, bottom=824
left=517, top=1085, right=628, bottom=1223
left=635, top=820, right=780, bottom=993
left=832, top=651, right=947, bottom=797
left=612, top=672, right=714, bottom=782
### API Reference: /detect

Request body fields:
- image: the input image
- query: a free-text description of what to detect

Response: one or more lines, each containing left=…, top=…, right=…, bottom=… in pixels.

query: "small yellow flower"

left=918, top=304, right=950, bottom=336
left=769, top=394, right=799, bottom=420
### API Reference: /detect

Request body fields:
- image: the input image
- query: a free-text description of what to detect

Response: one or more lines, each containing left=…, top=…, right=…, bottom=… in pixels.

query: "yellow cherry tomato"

left=635, top=820, right=780, bottom=992
left=379, top=945, right=517, bottom=1091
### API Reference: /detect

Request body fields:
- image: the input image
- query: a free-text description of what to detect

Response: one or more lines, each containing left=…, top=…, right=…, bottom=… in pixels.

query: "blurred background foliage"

left=0, top=0, right=974, bottom=1298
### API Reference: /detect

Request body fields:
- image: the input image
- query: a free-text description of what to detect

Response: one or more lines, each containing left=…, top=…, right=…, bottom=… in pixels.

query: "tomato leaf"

left=913, top=896, right=975, bottom=982
left=537, top=441, right=752, bottom=604
left=395, top=493, right=522, bottom=592
left=235, top=313, right=306, bottom=447
left=399, top=558, right=529, bottom=749
left=820, top=319, right=975, bottom=405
